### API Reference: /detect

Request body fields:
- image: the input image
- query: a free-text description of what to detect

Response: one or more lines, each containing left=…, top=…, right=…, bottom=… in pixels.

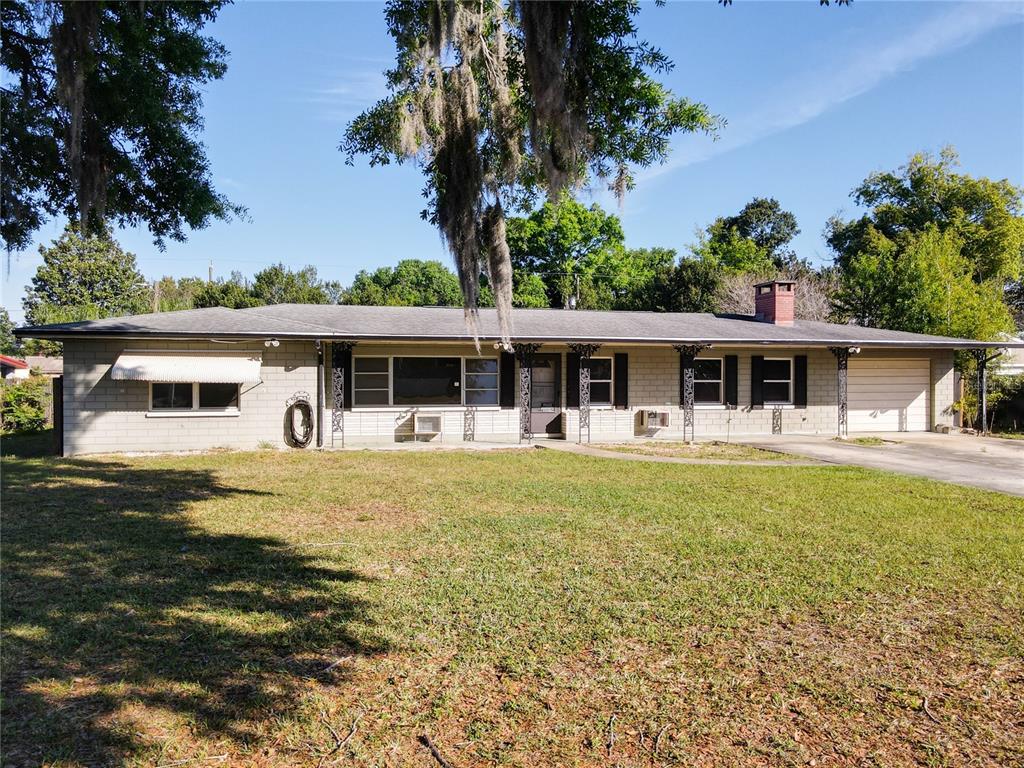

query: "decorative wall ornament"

left=772, top=406, right=783, bottom=435
left=512, top=343, right=542, bottom=442
left=673, top=344, right=709, bottom=441
left=331, top=341, right=356, bottom=447
left=568, top=343, right=602, bottom=443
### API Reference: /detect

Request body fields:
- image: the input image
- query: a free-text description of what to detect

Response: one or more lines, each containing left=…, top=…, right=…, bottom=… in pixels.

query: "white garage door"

left=848, top=358, right=930, bottom=432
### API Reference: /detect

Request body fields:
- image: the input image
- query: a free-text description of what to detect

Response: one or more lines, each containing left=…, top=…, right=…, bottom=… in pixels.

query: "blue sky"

left=4, top=0, right=1023, bottom=323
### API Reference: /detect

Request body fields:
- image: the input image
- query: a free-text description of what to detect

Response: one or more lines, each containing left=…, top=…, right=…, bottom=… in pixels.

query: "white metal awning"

left=111, top=350, right=263, bottom=384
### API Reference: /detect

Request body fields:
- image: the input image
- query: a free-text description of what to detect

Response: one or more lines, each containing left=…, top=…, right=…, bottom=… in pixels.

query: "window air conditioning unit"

left=413, top=413, right=443, bottom=440
left=639, top=410, right=670, bottom=428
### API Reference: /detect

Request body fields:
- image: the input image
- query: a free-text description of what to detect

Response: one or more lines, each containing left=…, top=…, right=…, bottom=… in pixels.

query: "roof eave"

left=13, top=327, right=1016, bottom=348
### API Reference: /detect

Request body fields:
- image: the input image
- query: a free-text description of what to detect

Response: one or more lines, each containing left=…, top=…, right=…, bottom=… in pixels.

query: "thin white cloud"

left=302, top=70, right=390, bottom=122
left=639, top=2, right=1024, bottom=183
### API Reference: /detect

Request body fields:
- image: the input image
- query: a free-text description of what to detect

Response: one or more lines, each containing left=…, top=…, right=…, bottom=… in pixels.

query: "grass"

left=1, top=427, right=56, bottom=458
left=592, top=440, right=790, bottom=461
left=2, top=448, right=1022, bottom=767
left=843, top=436, right=893, bottom=447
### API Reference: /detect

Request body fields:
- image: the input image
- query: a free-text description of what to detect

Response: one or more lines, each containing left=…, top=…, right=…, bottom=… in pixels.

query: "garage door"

left=848, top=358, right=929, bottom=432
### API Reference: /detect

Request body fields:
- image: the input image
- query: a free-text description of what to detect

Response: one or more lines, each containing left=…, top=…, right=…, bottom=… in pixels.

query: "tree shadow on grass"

left=1, top=457, right=387, bottom=767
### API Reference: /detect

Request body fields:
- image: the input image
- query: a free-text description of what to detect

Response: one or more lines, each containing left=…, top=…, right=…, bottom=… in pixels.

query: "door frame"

left=529, top=353, right=563, bottom=435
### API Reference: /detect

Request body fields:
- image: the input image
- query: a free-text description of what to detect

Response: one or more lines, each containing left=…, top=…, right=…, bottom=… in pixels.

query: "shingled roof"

left=14, top=303, right=1018, bottom=348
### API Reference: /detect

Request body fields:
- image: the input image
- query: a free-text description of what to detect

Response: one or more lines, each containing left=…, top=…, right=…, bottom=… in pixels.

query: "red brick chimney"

left=754, top=280, right=795, bottom=325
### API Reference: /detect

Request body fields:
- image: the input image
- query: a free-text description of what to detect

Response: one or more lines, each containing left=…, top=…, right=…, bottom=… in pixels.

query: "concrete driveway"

left=738, top=432, right=1024, bottom=496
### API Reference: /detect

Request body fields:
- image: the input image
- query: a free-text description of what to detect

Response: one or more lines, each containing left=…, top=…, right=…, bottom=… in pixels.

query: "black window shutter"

left=724, top=355, right=738, bottom=407
left=679, top=353, right=694, bottom=407
left=566, top=352, right=581, bottom=408
left=341, top=347, right=354, bottom=410
left=499, top=351, right=515, bottom=408
left=613, top=353, right=628, bottom=409
left=794, top=355, right=808, bottom=407
left=751, top=355, right=764, bottom=407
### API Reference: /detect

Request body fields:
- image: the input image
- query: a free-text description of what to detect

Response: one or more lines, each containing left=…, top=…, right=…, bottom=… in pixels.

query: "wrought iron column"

left=674, top=344, right=709, bottom=442
left=829, top=347, right=852, bottom=438
left=331, top=341, right=356, bottom=447
left=315, top=340, right=325, bottom=448
left=971, top=348, right=1000, bottom=434
left=513, top=343, right=541, bottom=442
left=568, top=343, right=602, bottom=443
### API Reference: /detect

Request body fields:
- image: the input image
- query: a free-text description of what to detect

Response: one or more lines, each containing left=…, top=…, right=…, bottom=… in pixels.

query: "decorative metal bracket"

left=568, top=343, right=602, bottom=443
left=829, top=347, right=852, bottom=438
left=331, top=341, right=356, bottom=447
left=512, top=343, right=542, bottom=442
left=674, top=344, right=709, bottom=441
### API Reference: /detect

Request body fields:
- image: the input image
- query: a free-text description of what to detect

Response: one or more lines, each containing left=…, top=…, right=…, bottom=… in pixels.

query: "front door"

left=530, top=353, right=563, bottom=435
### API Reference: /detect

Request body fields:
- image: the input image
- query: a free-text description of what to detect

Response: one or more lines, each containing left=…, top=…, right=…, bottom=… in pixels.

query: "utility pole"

left=208, top=260, right=213, bottom=282
left=152, top=279, right=160, bottom=312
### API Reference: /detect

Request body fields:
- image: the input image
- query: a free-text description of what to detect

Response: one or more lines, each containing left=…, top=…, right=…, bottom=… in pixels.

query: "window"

left=393, top=357, right=461, bottom=405
left=151, top=382, right=193, bottom=410
left=464, top=358, right=499, bottom=405
left=150, top=382, right=239, bottom=411
left=693, top=358, right=722, bottom=404
left=199, top=383, right=239, bottom=409
left=588, top=357, right=613, bottom=405
left=352, top=355, right=504, bottom=407
left=353, top=357, right=390, bottom=406
left=763, top=358, right=793, bottom=404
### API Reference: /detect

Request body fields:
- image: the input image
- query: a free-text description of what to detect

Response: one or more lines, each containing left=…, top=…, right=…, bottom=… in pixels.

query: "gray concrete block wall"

left=61, top=339, right=959, bottom=454
left=63, top=339, right=317, bottom=455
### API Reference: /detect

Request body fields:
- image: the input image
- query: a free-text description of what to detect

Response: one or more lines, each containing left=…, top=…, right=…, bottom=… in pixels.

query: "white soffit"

left=111, top=350, right=263, bottom=384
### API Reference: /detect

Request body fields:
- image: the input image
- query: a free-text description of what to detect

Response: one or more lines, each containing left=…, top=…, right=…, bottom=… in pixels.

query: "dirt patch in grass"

left=594, top=440, right=791, bottom=461
left=841, top=436, right=900, bottom=447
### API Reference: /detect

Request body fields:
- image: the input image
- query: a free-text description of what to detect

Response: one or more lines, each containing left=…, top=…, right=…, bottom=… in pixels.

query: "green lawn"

left=2, top=448, right=1022, bottom=767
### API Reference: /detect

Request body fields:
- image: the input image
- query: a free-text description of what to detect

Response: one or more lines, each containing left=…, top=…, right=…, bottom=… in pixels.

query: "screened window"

left=199, top=383, right=239, bottom=409
left=694, top=359, right=722, bottom=404
left=151, top=382, right=193, bottom=410
left=588, top=358, right=613, bottom=405
left=464, top=358, right=499, bottom=405
left=763, top=358, right=793, bottom=404
left=393, top=357, right=461, bottom=405
left=353, top=357, right=390, bottom=406
left=150, top=382, right=239, bottom=411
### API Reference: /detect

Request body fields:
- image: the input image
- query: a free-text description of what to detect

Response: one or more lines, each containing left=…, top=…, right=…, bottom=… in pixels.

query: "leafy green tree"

left=718, top=197, right=800, bottom=267
left=648, top=257, right=723, bottom=313
left=251, top=264, right=340, bottom=305
left=193, top=273, right=264, bottom=310
left=507, top=198, right=633, bottom=308
left=342, top=1, right=721, bottom=335
left=510, top=272, right=550, bottom=309
left=147, top=276, right=206, bottom=312
left=1, top=1, right=243, bottom=251
left=1, top=375, right=50, bottom=433
left=22, top=226, right=149, bottom=326
left=690, top=221, right=774, bottom=274
left=343, top=260, right=463, bottom=306
left=0, top=308, right=19, bottom=355
left=828, top=148, right=1024, bottom=283
left=832, top=225, right=1014, bottom=341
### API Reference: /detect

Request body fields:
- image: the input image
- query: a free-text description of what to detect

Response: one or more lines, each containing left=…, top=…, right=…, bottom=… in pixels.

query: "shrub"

left=1, top=376, right=51, bottom=433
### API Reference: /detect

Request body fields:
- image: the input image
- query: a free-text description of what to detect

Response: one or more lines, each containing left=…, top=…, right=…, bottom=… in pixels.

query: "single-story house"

left=24, top=355, right=64, bottom=378
left=0, top=354, right=30, bottom=380
left=15, top=281, right=1019, bottom=456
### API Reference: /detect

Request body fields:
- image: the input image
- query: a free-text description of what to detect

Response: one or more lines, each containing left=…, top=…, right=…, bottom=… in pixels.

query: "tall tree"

left=22, top=226, right=149, bottom=326
left=251, top=264, right=341, bottom=305
left=343, top=259, right=463, bottom=306
left=1, top=1, right=243, bottom=252
left=648, top=257, right=722, bottom=313
left=827, top=148, right=1024, bottom=284
left=147, top=276, right=206, bottom=312
left=506, top=198, right=629, bottom=308
left=342, top=1, right=721, bottom=339
left=0, top=308, right=18, bottom=355
left=193, top=272, right=264, bottom=310
left=828, top=148, right=1023, bottom=341
left=718, top=197, right=800, bottom=267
